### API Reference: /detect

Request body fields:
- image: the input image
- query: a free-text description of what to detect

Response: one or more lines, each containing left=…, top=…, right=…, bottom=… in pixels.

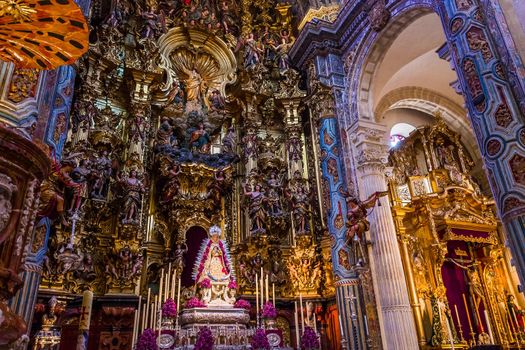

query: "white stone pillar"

left=351, top=122, right=419, bottom=350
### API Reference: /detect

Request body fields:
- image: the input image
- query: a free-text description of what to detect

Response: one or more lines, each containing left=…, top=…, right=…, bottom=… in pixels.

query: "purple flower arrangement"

left=228, top=280, right=238, bottom=289
left=250, top=328, right=270, bottom=350
left=185, top=296, right=206, bottom=308
left=301, top=326, right=320, bottom=350
left=200, top=278, right=212, bottom=289
left=161, top=298, right=177, bottom=318
left=136, top=328, right=158, bottom=350
left=233, top=299, right=251, bottom=310
left=194, top=326, right=214, bottom=350
left=261, top=301, right=277, bottom=319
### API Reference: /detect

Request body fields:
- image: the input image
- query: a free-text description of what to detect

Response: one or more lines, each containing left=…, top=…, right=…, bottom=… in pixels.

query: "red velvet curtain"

left=441, top=240, right=488, bottom=341
left=181, top=226, right=207, bottom=287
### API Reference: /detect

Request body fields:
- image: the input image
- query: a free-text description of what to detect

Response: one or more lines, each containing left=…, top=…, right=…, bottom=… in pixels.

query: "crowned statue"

left=192, top=225, right=237, bottom=307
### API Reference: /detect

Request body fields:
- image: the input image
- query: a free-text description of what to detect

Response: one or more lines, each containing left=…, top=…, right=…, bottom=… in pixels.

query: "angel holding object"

left=344, top=191, right=388, bottom=266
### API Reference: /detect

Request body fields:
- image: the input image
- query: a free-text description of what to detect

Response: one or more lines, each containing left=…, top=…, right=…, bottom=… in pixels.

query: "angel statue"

left=192, top=225, right=237, bottom=306
left=344, top=191, right=388, bottom=266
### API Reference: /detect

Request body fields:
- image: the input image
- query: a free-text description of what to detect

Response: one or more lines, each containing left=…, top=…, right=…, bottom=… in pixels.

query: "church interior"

left=1, top=0, right=525, bottom=349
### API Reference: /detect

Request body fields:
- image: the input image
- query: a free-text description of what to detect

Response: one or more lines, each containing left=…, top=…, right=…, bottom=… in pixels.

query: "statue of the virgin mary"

left=192, top=225, right=237, bottom=306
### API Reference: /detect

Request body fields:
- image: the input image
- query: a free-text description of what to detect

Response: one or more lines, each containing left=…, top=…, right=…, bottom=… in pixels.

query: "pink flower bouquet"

left=234, top=299, right=251, bottom=310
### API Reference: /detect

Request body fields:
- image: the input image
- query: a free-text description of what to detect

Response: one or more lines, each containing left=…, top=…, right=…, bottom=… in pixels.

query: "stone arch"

left=353, top=2, right=437, bottom=122
left=375, top=86, right=480, bottom=161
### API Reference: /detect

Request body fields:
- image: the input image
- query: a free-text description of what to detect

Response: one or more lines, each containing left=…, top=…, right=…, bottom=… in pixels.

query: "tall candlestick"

left=176, top=277, right=181, bottom=329
left=462, top=294, right=474, bottom=335
left=132, top=311, right=138, bottom=347
left=159, top=269, right=164, bottom=302
left=165, top=269, right=169, bottom=301
left=144, top=288, right=151, bottom=331
left=300, top=294, right=305, bottom=332
left=265, top=275, right=269, bottom=304
left=256, top=273, right=259, bottom=319
left=454, top=304, right=464, bottom=341
left=133, top=295, right=142, bottom=346
left=150, top=301, right=155, bottom=329
left=171, top=271, right=176, bottom=300
left=167, top=263, right=172, bottom=297
left=76, top=290, right=93, bottom=350
left=153, top=295, right=158, bottom=330
left=295, top=302, right=300, bottom=348
left=260, top=269, right=264, bottom=308
left=272, top=283, right=275, bottom=307
left=473, top=302, right=484, bottom=333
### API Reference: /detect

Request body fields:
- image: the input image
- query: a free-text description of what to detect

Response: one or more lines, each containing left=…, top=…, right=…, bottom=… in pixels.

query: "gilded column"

left=351, top=122, right=419, bottom=350
left=436, top=0, right=525, bottom=283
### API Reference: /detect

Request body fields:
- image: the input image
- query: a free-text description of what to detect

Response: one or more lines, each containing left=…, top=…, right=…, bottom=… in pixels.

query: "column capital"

left=350, top=122, right=389, bottom=173
left=306, top=81, right=336, bottom=120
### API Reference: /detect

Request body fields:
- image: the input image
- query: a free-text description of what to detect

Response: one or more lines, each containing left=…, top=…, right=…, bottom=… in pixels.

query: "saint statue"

left=192, top=225, right=237, bottom=306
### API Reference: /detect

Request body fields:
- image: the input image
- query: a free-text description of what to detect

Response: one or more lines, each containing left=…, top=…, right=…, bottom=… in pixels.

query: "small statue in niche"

left=173, top=243, right=188, bottom=271
left=287, top=186, right=311, bottom=234
left=344, top=191, right=387, bottom=266
left=435, top=137, right=459, bottom=170
left=243, top=183, right=267, bottom=234
left=129, top=112, right=147, bottom=144
left=67, top=158, right=91, bottom=214
left=207, top=169, right=229, bottom=207
left=90, top=150, right=112, bottom=200
left=221, top=126, right=236, bottom=154
left=118, top=169, right=145, bottom=225
left=160, top=161, right=181, bottom=204
left=266, top=171, right=284, bottom=216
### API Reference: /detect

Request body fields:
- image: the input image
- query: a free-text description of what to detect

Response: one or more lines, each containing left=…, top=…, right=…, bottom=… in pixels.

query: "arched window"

left=390, top=122, right=416, bottom=147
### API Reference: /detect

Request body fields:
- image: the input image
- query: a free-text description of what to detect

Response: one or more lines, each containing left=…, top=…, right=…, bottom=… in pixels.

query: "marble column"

left=351, top=122, right=419, bottom=350
left=436, top=0, right=525, bottom=284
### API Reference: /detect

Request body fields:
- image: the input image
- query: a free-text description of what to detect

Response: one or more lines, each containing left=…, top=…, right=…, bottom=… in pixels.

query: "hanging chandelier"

left=0, top=0, right=88, bottom=69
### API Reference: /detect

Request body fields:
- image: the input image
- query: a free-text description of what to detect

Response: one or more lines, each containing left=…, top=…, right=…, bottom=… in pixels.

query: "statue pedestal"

left=180, top=307, right=250, bottom=329
left=173, top=307, right=253, bottom=348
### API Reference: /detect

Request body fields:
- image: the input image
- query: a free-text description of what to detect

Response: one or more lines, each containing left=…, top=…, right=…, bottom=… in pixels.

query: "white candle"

left=132, top=311, right=138, bottom=347
left=313, top=313, right=317, bottom=333
left=294, top=302, right=300, bottom=348
left=167, top=263, right=172, bottom=296
left=484, top=310, right=494, bottom=343
left=300, top=294, right=304, bottom=332
left=260, top=269, right=264, bottom=308
left=144, top=288, right=151, bottom=331
left=159, top=269, right=164, bottom=302
left=171, top=271, right=176, bottom=300
left=134, top=295, right=142, bottom=343
left=176, top=277, right=181, bottom=328
left=165, top=269, right=170, bottom=301
left=272, top=283, right=275, bottom=307
left=256, top=273, right=259, bottom=317
left=265, top=275, right=269, bottom=304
